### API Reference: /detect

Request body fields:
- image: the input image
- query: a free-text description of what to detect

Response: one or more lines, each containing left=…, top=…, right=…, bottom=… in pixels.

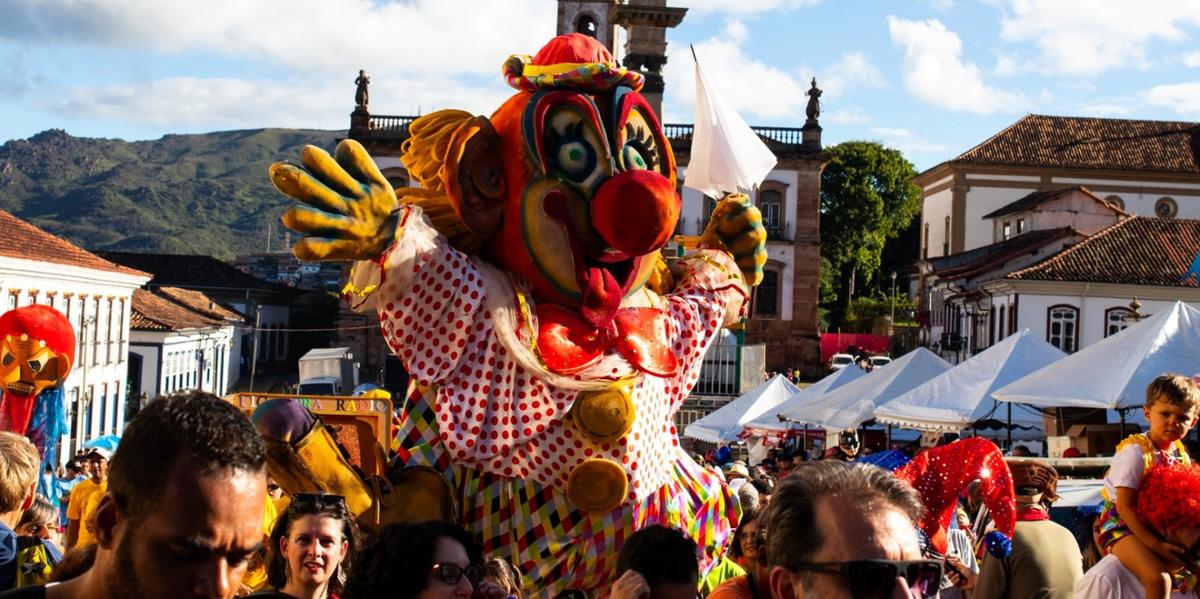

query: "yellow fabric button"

left=566, top=458, right=628, bottom=513
left=571, top=385, right=635, bottom=443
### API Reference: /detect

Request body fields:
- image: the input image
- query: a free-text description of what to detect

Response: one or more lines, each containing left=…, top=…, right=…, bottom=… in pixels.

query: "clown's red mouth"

left=579, top=248, right=639, bottom=328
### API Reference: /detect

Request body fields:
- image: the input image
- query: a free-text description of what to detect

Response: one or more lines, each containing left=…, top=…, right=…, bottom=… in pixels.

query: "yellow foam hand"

left=270, top=139, right=400, bottom=262
left=699, top=193, right=768, bottom=287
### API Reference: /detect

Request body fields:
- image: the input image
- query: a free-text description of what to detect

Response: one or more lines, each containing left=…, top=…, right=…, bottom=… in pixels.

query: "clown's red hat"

left=502, top=33, right=644, bottom=92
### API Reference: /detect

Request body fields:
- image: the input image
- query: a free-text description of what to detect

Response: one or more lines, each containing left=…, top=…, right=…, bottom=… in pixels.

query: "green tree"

left=820, top=141, right=921, bottom=326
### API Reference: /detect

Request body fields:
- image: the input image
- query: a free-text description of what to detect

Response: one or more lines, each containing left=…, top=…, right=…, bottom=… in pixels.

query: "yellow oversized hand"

left=699, top=193, right=768, bottom=286
left=269, top=139, right=400, bottom=262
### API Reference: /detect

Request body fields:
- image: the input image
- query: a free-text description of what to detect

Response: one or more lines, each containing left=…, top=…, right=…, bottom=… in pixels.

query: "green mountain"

left=0, top=128, right=342, bottom=258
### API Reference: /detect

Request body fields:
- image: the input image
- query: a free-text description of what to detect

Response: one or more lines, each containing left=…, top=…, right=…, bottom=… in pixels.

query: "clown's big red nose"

left=590, top=170, right=681, bottom=256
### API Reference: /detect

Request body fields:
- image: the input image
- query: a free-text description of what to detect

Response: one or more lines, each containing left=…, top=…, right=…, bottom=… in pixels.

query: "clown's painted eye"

left=619, top=118, right=660, bottom=173
left=556, top=140, right=596, bottom=180
left=1, top=352, right=11, bottom=366
left=27, top=359, right=41, bottom=373
left=544, top=108, right=608, bottom=190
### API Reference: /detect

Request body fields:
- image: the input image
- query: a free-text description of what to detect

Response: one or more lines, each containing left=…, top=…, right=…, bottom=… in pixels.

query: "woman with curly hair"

left=252, top=493, right=361, bottom=599
left=343, top=520, right=507, bottom=599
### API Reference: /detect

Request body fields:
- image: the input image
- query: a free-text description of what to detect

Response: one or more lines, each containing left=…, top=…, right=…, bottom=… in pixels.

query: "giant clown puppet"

left=267, top=34, right=767, bottom=595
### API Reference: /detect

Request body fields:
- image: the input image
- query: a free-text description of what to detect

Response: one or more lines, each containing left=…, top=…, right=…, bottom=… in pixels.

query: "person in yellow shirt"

left=65, top=447, right=109, bottom=548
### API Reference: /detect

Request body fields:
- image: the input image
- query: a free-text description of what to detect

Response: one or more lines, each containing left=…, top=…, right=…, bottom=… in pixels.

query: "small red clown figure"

left=268, top=33, right=767, bottom=595
left=0, top=305, right=74, bottom=438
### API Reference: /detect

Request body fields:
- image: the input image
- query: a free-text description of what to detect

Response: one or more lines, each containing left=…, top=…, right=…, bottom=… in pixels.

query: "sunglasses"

left=791, top=559, right=943, bottom=599
left=431, top=562, right=479, bottom=586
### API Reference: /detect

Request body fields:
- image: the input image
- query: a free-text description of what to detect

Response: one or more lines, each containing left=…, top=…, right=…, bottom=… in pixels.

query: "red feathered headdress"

left=895, top=438, right=1016, bottom=558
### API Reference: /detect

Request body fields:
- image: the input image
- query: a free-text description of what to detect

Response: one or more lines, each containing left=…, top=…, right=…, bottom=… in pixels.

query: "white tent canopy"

left=683, top=374, right=801, bottom=443
left=779, top=347, right=952, bottom=430
left=874, top=330, right=1066, bottom=435
left=743, top=365, right=866, bottom=432
left=994, top=301, right=1200, bottom=409
left=682, top=60, right=777, bottom=197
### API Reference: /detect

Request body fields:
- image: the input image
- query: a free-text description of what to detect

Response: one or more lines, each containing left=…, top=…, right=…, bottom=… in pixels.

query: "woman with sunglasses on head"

left=710, top=510, right=773, bottom=599
left=343, top=520, right=508, bottom=599
left=252, top=493, right=361, bottom=599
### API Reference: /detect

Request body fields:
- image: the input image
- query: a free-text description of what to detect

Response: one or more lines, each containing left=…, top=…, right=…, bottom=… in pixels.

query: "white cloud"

left=823, top=108, right=871, bottom=124
left=925, top=0, right=955, bottom=9
left=664, top=21, right=808, bottom=122
left=1140, top=81, right=1200, bottom=117
left=868, top=126, right=949, bottom=154
left=1185, top=50, right=1200, bottom=67
left=816, top=52, right=887, bottom=99
left=996, top=0, right=1200, bottom=75
left=59, top=75, right=513, bottom=130
left=1076, top=100, right=1135, bottom=117
left=684, top=0, right=822, bottom=15
left=0, top=0, right=556, bottom=77
left=887, top=17, right=1024, bottom=114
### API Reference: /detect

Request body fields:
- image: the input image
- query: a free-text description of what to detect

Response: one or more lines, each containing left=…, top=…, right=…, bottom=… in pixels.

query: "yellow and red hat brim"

left=502, top=54, right=644, bottom=93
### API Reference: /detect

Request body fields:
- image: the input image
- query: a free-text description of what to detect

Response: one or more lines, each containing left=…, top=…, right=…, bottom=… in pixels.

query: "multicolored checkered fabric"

left=395, top=382, right=739, bottom=597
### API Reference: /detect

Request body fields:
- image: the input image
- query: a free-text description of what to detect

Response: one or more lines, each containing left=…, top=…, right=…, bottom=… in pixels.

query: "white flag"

left=683, top=60, right=778, bottom=197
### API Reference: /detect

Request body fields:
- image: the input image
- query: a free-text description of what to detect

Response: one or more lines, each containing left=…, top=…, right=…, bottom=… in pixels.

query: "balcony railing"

left=368, top=114, right=417, bottom=133
left=663, top=123, right=807, bottom=145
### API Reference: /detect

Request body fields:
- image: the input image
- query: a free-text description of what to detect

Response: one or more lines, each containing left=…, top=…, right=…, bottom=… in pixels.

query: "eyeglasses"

left=267, top=483, right=280, bottom=492
left=431, top=563, right=479, bottom=586
left=791, top=559, right=943, bottom=599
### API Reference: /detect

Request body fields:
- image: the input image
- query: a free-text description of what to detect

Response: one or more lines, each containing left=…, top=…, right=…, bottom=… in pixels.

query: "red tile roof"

left=0, top=209, right=149, bottom=277
left=1008, top=217, right=1200, bottom=286
left=950, top=115, right=1200, bottom=174
left=981, top=186, right=1128, bottom=220
left=155, top=287, right=245, bottom=321
left=931, top=227, right=1080, bottom=281
left=130, top=288, right=227, bottom=331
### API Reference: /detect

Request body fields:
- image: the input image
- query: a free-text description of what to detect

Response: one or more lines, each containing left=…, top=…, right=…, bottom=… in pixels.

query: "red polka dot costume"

left=347, top=205, right=748, bottom=594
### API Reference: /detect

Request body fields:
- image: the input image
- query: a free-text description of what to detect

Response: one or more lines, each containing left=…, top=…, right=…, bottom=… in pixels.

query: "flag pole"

left=690, top=44, right=698, bottom=63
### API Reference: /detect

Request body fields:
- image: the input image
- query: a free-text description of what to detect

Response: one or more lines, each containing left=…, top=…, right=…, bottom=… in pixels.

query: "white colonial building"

left=128, top=287, right=243, bottom=404
left=916, top=115, right=1200, bottom=260
left=0, top=209, right=151, bottom=456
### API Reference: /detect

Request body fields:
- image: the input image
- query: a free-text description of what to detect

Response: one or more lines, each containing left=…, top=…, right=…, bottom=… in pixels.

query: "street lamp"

left=890, top=271, right=898, bottom=324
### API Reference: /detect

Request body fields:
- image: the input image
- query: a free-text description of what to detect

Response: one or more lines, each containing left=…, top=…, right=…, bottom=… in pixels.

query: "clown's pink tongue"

left=581, top=266, right=622, bottom=329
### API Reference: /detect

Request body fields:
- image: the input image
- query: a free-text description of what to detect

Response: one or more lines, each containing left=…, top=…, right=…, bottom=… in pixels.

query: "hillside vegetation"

left=0, top=128, right=342, bottom=258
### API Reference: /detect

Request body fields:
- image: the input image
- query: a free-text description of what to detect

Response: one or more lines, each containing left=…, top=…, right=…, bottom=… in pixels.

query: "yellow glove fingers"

left=270, top=162, right=350, bottom=216
left=301, top=145, right=365, bottom=198
left=282, top=205, right=353, bottom=238
left=293, top=237, right=366, bottom=262
left=335, top=139, right=390, bottom=191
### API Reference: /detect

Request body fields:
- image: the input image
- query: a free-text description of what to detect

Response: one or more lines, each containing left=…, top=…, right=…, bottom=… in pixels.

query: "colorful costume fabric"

left=360, top=207, right=745, bottom=594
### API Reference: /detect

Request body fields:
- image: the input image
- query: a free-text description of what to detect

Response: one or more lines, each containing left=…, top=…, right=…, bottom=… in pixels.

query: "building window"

left=8, top=292, right=17, bottom=310
left=1047, top=304, right=1079, bottom=353
left=922, top=223, right=929, bottom=260
left=1105, top=307, right=1133, bottom=338
left=1016, top=218, right=1025, bottom=234
left=754, top=270, right=780, bottom=317
left=702, top=195, right=719, bottom=229
left=105, top=298, right=115, bottom=365
left=1002, top=221, right=1011, bottom=240
left=943, top=216, right=951, bottom=256
left=758, top=189, right=784, bottom=240
left=1104, top=194, right=1124, bottom=210
left=92, top=297, right=102, bottom=366
left=118, top=298, right=126, bottom=360
left=998, top=305, right=1006, bottom=340
left=1155, top=197, right=1178, bottom=219
left=575, top=13, right=598, bottom=37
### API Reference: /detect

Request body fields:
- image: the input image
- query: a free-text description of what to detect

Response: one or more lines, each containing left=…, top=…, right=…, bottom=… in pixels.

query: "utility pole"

left=890, top=271, right=898, bottom=324
left=249, top=306, right=262, bottom=393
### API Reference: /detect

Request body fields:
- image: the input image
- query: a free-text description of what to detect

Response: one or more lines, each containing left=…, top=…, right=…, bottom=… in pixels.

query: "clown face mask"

left=486, top=84, right=680, bottom=328
left=0, top=306, right=75, bottom=399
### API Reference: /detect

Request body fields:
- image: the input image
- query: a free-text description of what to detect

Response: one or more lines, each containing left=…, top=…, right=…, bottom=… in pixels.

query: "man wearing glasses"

left=760, top=461, right=941, bottom=599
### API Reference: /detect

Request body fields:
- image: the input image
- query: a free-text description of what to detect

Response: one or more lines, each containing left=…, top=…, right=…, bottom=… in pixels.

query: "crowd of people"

left=1, top=372, right=1199, bottom=598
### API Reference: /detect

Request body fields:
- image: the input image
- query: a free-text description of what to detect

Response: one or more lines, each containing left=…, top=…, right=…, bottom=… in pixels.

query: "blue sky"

left=1, top=0, right=1199, bottom=171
